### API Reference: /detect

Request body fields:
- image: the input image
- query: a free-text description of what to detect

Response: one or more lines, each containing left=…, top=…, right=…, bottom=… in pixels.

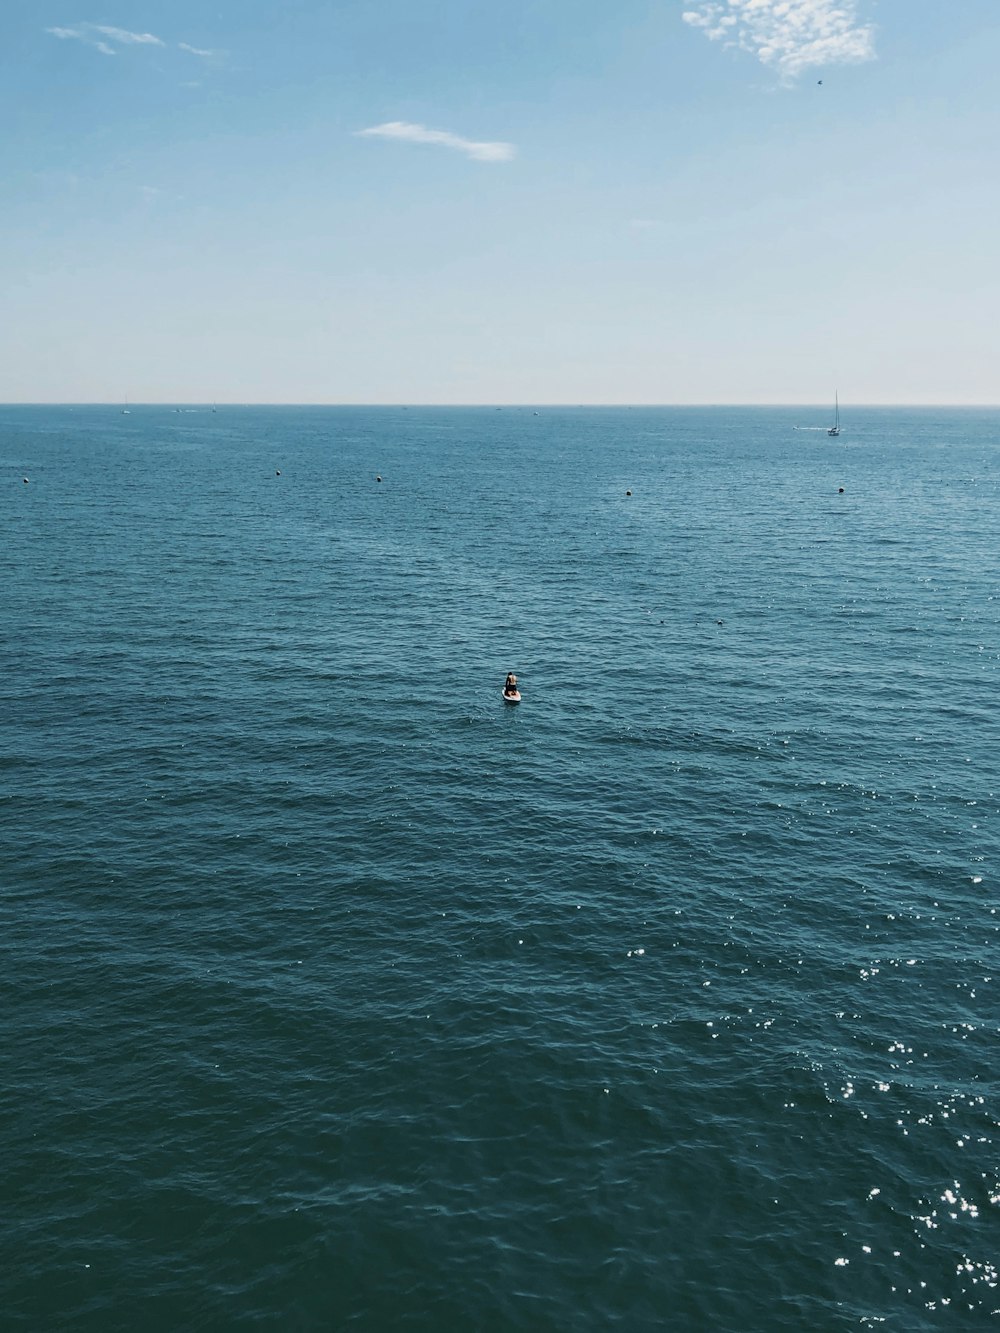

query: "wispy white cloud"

left=92, top=25, right=163, bottom=46
left=682, top=0, right=875, bottom=79
left=45, top=22, right=164, bottom=54
left=178, top=42, right=216, bottom=58
left=46, top=26, right=115, bottom=54
left=356, top=121, right=516, bottom=163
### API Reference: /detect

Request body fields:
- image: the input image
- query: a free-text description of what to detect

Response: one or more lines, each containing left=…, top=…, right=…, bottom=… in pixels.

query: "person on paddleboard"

left=504, top=673, right=519, bottom=698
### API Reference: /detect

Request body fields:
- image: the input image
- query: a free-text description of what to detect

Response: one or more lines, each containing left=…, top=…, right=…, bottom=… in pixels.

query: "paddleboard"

left=502, top=691, right=521, bottom=704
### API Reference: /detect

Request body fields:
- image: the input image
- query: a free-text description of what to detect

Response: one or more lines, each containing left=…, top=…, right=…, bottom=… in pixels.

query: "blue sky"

left=3, top=0, right=999, bottom=403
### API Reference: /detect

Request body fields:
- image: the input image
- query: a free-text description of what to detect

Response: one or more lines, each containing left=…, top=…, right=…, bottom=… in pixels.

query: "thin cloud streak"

left=682, top=0, right=875, bottom=79
left=357, top=121, right=516, bottom=163
left=46, top=26, right=116, bottom=54
left=91, top=25, right=163, bottom=46
left=45, top=23, right=164, bottom=54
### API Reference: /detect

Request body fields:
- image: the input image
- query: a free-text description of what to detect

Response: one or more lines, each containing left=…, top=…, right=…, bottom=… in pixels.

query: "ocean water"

left=1, top=405, right=997, bottom=1330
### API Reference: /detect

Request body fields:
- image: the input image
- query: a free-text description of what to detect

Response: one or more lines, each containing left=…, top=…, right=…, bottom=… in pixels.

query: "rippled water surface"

left=2, top=406, right=998, bottom=1329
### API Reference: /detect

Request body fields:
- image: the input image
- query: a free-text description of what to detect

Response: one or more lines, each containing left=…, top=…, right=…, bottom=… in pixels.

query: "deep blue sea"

left=2, top=405, right=998, bottom=1330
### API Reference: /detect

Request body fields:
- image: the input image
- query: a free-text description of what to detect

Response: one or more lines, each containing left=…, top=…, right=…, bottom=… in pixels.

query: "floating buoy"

left=276, top=470, right=281, bottom=476
left=23, top=477, right=29, bottom=484
left=625, top=489, right=632, bottom=496
left=838, top=487, right=844, bottom=493
left=376, top=475, right=382, bottom=482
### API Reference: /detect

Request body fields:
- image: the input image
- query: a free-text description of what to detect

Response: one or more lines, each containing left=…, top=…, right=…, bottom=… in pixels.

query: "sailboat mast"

left=827, top=389, right=840, bottom=436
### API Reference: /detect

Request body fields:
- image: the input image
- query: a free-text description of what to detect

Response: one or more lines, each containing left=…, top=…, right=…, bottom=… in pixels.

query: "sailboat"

left=827, top=391, right=840, bottom=437
left=121, top=395, right=130, bottom=415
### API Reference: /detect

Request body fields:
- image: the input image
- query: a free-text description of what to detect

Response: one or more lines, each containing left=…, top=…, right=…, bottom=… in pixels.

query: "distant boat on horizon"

left=121, top=396, right=130, bottom=415
left=828, top=391, right=841, bottom=437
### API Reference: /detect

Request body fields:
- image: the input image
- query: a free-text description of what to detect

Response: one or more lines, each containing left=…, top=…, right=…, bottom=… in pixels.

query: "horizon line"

left=3, top=401, right=1000, bottom=410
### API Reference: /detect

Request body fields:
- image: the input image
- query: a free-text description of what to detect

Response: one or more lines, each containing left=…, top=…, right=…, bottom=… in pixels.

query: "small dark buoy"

left=23, top=477, right=29, bottom=484
left=276, top=470, right=281, bottom=476
left=838, top=487, right=844, bottom=493
left=717, top=619, right=724, bottom=626
left=376, top=475, right=382, bottom=483
left=625, top=490, right=632, bottom=497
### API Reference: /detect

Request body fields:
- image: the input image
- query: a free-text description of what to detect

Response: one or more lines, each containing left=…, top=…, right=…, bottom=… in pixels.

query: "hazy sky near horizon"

left=3, top=0, right=999, bottom=404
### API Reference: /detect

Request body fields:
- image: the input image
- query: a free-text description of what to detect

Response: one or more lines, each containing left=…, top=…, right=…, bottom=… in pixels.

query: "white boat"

left=827, top=391, right=841, bottom=437
left=121, top=395, right=130, bottom=415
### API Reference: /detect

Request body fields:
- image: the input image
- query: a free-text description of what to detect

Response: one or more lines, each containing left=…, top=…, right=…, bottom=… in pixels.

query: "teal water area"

left=2, top=406, right=998, bottom=1329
